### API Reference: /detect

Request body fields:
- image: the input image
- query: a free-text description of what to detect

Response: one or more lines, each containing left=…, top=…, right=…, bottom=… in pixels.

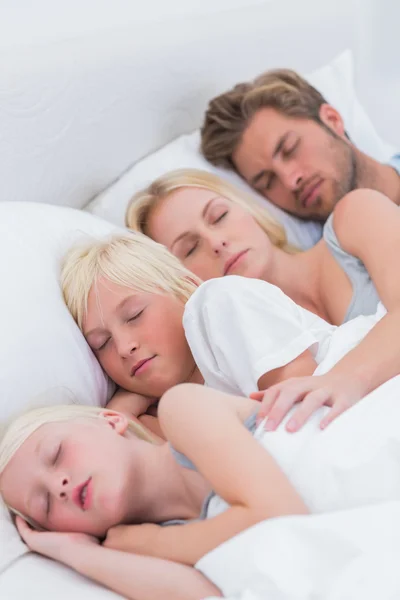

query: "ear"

left=100, top=410, right=129, bottom=435
left=318, top=103, right=346, bottom=138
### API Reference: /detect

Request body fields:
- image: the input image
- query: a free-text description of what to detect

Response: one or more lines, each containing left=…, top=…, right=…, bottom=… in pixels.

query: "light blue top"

left=388, top=153, right=400, bottom=173
left=322, top=153, right=400, bottom=324
left=162, top=412, right=258, bottom=526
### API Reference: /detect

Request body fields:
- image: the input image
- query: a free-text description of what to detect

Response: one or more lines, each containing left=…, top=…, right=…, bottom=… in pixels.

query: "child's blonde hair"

left=0, top=402, right=155, bottom=475
left=0, top=401, right=155, bottom=529
left=126, top=168, right=298, bottom=254
left=61, top=231, right=201, bottom=331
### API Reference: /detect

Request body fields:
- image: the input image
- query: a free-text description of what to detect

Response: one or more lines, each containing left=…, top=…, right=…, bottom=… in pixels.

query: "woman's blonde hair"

left=126, top=168, right=298, bottom=254
left=61, top=231, right=201, bottom=331
left=0, top=401, right=155, bottom=529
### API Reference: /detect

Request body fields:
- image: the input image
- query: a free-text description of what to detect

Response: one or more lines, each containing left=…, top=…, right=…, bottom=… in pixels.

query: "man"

left=201, top=69, right=400, bottom=221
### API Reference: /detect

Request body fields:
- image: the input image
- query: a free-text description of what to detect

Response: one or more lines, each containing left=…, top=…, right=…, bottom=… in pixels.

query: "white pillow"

left=86, top=50, right=396, bottom=250
left=0, top=202, right=121, bottom=576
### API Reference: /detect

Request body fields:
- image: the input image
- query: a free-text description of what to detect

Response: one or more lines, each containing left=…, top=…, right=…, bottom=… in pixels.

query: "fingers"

left=285, top=389, right=331, bottom=432
left=256, top=387, right=281, bottom=426
left=103, top=529, right=117, bottom=549
left=103, top=525, right=128, bottom=550
left=249, top=391, right=264, bottom=401
left=319, top=400, right=348, bottom=430
left=15, top=516, right=31, bottom=540
left=263, top=386, right=308, bottom=431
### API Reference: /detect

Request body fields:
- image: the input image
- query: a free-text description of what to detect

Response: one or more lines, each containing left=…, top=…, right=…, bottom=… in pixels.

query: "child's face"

left=1, top=415, right=146, bottom=536
left=83, top=278, right=198, bottom=397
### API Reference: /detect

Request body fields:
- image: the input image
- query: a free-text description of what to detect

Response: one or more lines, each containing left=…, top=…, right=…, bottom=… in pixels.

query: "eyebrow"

left=250, top=132, right=291, bottom=187
left=170, top=195, right=221, bottom=251
left=25, top=438, right=44, bottom=519
left=84, top=295, right=138, bottom=338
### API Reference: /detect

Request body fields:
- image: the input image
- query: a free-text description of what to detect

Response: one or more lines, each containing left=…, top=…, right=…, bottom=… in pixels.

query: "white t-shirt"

left=183, top=276, right=394, bottom=516
left=183, top=276, right=385, bottom=396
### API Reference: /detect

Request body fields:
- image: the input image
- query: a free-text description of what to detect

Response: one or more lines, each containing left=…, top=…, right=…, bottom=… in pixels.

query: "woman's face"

left=84, top=278, right=199, bottom=396
left=0, top=414, right=147, bottom=536
left=147, top=187, right=274, bottom=281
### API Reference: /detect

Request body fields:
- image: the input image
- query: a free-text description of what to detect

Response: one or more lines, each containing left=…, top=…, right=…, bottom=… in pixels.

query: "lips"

left=300, top=179, right=323, bottom=208
left=223, top=250, right=249, bottom=275
left=72, top=477, right=92, bottom=511
left=130, top=356, right=155, bottom=377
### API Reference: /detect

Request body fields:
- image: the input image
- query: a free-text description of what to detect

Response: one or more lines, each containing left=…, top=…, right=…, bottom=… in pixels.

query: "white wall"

left=0, top=0, right=272, bottom=47
left=0, top=0, right=398, bottom=144
left=352, top=0, right=400, bottom=145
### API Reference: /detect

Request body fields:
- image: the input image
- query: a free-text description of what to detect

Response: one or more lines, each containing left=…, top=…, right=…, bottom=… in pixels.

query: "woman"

left=126, top=168, right=400, bottom=429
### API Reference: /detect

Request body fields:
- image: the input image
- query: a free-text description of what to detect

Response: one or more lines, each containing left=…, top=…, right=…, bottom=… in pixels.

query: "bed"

left=0, top=0, right=399, bottom=598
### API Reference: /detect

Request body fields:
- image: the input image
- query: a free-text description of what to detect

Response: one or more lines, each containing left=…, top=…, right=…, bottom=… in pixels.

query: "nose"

left=115, top=330, right=138, bottom=359
left=210, top=234, right=227, bottom=255
left=50, top=474, right=70, bottom=501
left=279, top=164, right=304, bottom=191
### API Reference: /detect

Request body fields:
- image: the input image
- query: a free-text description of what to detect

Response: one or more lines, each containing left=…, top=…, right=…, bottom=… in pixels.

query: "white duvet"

left=2, top=305, right=400, bottom=598
left=4, top=371, right=399, bottom=599
left=198, top=373, right=400, bottom=599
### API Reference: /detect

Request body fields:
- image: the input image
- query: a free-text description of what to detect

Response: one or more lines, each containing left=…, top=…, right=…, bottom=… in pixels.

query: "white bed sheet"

left=0, top=554, right=122, bottom=600
left=4, top=373, right=400, bottom=599
left=197, top=374, right=400, bottom=599
left=199, top=503, right=400, bottom=600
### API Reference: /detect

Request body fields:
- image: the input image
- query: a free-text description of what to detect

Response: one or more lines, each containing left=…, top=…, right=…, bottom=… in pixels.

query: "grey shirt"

left=163, top=412, right=258, bottom=526
left=323, top=214, right=380, bottom=323
left=322, top=153, right=400, bottom=324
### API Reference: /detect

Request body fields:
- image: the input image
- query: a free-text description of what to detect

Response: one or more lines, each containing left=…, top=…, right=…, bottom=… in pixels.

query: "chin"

left=242, top=265, right=264, bottom=281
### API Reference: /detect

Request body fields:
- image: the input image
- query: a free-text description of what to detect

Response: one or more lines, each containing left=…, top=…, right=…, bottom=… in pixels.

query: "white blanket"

left=197, top=373, right=400, bottom=599
left=198, top=503, right=400, bottom=599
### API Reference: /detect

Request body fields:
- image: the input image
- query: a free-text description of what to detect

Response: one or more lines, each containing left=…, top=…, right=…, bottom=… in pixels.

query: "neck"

left=264, top=245, right=327, bottom=319
left=186, top=361, right=205, bottom=386
left=124, top=441, right=207, bottom=524
left=355, top=150, right=400, bottom=205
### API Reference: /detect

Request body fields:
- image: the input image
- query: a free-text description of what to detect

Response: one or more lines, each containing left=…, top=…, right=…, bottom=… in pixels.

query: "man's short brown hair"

left=201, top=69, right=328, bottom=170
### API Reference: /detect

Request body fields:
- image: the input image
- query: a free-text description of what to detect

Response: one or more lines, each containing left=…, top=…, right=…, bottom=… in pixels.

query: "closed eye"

left=185, top=241, right=199, bottom=258
left=213, top=211, right=228, bottom=224
left=53, top=444, right=62, bottom=465
left=46, top=492, right=52, bottom=517
left=282, top=139, right=299, bottom=157
left=95, top=337, right=111, bottom=352
left=127, top=309, right=144, bottom=323
left=264, top=174, right=276, bottom=191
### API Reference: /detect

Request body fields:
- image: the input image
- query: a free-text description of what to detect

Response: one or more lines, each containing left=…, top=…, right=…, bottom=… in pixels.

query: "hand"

left=107, top=389, right=157, bottom=419
left=250, top=373, right=365, bottom=432
left=103, top=523, right=161, bottom=557
left=15, top=516, right=100, bottom=564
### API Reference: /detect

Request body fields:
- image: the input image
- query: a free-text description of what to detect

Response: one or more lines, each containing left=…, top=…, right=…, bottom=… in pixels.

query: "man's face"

left=232, top=106, right=357, bottom=221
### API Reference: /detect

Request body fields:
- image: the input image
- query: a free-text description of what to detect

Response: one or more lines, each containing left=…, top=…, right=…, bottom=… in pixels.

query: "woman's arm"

left=330, top=189, right=400, bottom=391
left=256, top=189, right=400, bottom=432
left=107, top=384, right=308, bottom=566
left=16, top=518, right=220, bottom=600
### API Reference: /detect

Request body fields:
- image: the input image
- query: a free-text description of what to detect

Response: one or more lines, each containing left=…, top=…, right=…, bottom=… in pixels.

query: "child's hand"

left=250, top=373, right=364, bottom=432
left=103, top=523, right=161, bottom=557
left=107, top=389, right=157, bottom=419
left=108, top=390, right=166, bottom=441
left=15, top=516, right=99, bottom=564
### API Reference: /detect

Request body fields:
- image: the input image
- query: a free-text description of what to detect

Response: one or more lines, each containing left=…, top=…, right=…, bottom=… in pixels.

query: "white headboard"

left=0, top=0, right=381, bottom=209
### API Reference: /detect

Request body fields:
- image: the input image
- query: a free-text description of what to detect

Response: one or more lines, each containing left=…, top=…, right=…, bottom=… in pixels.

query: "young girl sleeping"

left=0, top=388, right=307, bottom=600
left=61, top=231, right=387, bottom=432
left=0, top=232, right=393, bottom=599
